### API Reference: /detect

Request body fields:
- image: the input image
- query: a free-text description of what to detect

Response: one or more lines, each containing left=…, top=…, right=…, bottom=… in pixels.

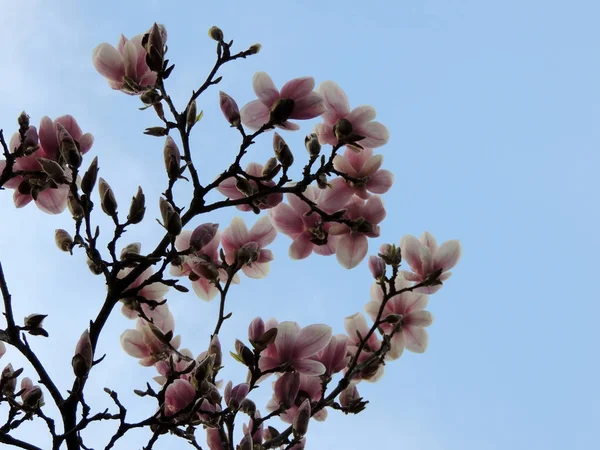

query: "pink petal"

left=293, top=359, right=326, bottom=376
left=317, top=177, right=354, bottom=212
left=175, top=230, right=192, bottom=251
left=419, top=231, right=438, bottom=253
left=192, top=278, right=219, bottom=301
left=120, top=330, right=149, bottom=358
left=386, top=333, right=405, bottom=360
left=38, top=116, right=58, bottom=160
left=400, top=235, right=424, bottom=275
left=318, top=81, right=350, bottom=123
left=270, top=204, right=304, bottom=237
left=289, top=233, right=314, bottom=260
left=215, top=176, right=243, bottom=200
left=240, top=100, right=271, bottom=130
left=333, top=155, right=358, bottom=177
left=290, top=92, right=326, bottom=120
left=280, top=77, right=315, bottom=100
left=275, top=120, right=301, bottom=131
left=122, top=40, right=138, bottom=80
left=344, top=313, right=370, bottom=344
left=434, top=240, right=462, bottom=271
left=275, top=321, right=300, bottom=360
left=364, top=195, right=386, bottom=225
left=295, top=325, right=332, bottom=359
left=403, top=326, right=429, bottom=353
left=405, top=311, right=433, bottom=327
left=312, top=237, right=336, bottom=256
left=35, top=185, right=69, bottom=214
left=314, top=122, right=336, bottom=146
left=222, top=217, right=249, bottom=250
left=249, top=215, right=277, bottom=247
left=92, top=43, right=125, bottom=82
left=355, top=121, right=390, bottom=148
left=367, top=170, right=394, bottom=194
left=336, top=234, right=368, bottom=269
left=345, top=147, right=373, bottom=172
left=361, top=154, right=383, bottom=176
left=78, top=133, right=94, bottom=155
left=346, top=105, right=376, bottom=127
left=242, top=261, right=270, bottom=279
left=55, top=115, right=83, bottom=140
left=252, top=72, right=279, bottom=106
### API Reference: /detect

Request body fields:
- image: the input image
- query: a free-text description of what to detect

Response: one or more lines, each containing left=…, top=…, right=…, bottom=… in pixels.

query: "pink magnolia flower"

left=344, top=313, right=384, bottom=382
left=20, top=377, right=44, bottom=409
left=365, top=276, right=433, bottom=359
left=224, top=381, right=250, bottom=409
left=118, top=265, right=170, bottom=318
left=240, top=72, right=325, bottom=131
left=267, top=373, right=327, bottom=423
left=259, top=321, right=332, bottom=376
left=215, top=162, right=283, bottom=212
left=221, top=216, right=277, bottom=279
left=153, top=348, right=194, bottom=385
left=120, top=303, right=181, bottom=366
left=311, top=334, right=349, bottom=378
left=0, top=115, right=94, bottom=214
left=92, top=25, right=167, bottom=94
left=171, top=226, right=239, bottom=301
left=164, top=379, right=195, bottom=416
left=314, top=81, right=389, bottom=150
left=400, top=231, right=462, bottom=294
left=329, top=195, right=387, bottom=269
left=333, top=147, right=394, bottom=199
left=206, top=428, right=224, bottom=450
left=269, top=178, right=354, bottom=260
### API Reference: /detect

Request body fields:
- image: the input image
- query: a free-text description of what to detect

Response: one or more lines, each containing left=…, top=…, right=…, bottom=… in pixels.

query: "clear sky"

left=1, top=0, right=599, bottom=449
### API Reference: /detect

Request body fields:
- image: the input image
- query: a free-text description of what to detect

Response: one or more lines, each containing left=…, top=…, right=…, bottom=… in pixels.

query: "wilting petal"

left=336, top=234, right=368, bottom=269
left=403, top=326, right=429, bottom=353
left=295, top=324, right=332, bottom=358
left=318, top=81, right=350, bottom=123
left=252, top=72, right=279, bottom=106
left=92, top=43, right=125, bottom=82
left=240, top=100, right=271, bottom=130
left=35, top=185, right=69, bottom=214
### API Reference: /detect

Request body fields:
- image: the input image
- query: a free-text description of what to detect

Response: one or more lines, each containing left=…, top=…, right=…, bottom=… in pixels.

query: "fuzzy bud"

left=235, top=178, right=255, bottom=197
left=56, top=124, right=82, bottom=168
left=22, top=385, right=44, bottom=409
left=86, top=257, right=104, bottom=275
left=127, top=187, right=146, bottom=224
left=98, top=177, right=118, bottom=217
left=159, top=198, right=182, bottom=236
left=293, top=399, right=311, bottom=437
left=208, top=335, right=222, bottom=369
left=55, top=229, right=73, bottom=252
left=120, top=242, right=142, bottom=260
left=248, top=317, right=265, bottom=343
left=140, top=89, right=162, bottom=105
left=261, top=157, right=281, bottom=180
left=239, top=398, right=256, bottom=415
left=208, top=26, right=224, bottom=41
left=72, top=329, right=93, bottom=377
left=316, top=173, right=329, bottom=189
left=24, top=314, right=47, bottom=330
left=190, top=223, right=219, bottom=250
left=82, top=157, right=99, bottom=195
left=1, top=364, right=17, bottom=395
left=186, top=100, right=198, bottom=131
left=144, top=126, right=168, bottom=137
left=36, top=158, right=67, bottom=182
left=163, top=136, right=181, bottom=180
left=236, top=242, right=260, bottom=267
left=247, top=43, right=261, bottom=55
left=17, top=111, right=30, bottom=129
left=219, top=91, right=241, bottom=127
left=379, top=243, right=402, bottom=266
left=67, top=195, right=84, bottom=219
left=304, top=133, right=321, bottom=157
left=273, top=133, right=294, bottom=169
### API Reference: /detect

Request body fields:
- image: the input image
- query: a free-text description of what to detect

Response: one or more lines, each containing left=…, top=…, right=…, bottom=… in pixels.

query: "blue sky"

left=1, top=0, right=599, bottom=449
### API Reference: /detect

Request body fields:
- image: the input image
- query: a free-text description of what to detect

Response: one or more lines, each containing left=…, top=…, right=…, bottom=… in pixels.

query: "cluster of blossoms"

left=0, top=22, right=462, bottom=450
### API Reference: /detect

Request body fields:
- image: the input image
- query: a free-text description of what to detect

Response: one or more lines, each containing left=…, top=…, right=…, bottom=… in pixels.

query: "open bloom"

left=164, top=379, right=195, bottom=416
left=92, top=24, right=167, bottom=93
left=400, top=231, right=462, bottom=294
left=240, top=72, right=325, bottom=131
left=314, top=81, right=389, bottom=150
left=344, top=313, right=384, bottom=382
left=333, top=147, right=394, bottom=199
left=269, top=178, right=354, bottom=260
left=310, top=334, right=349, bottom=377
left=267, top=373, right=327, bottom=423
left=221, top=216, right=277, bottom=279
left=117, top=265, right=170, bottom=318
left=215, top=162, right=283, bottom=212
left=329, top=195, right=387, bottom=269
left=259, top=321, right=332, bottom=376
left=0, top=115, right=94, bottom=214
left=365, top=276, right=433, bottom=359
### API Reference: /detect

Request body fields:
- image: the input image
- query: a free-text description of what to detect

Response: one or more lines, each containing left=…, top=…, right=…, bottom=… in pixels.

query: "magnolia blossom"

left=400, top=231, right=462, bottom=294
left=154, top=348, right=194, bottom=385
left=20, top=377, right=44, bottom=409
left=92, top=25, right=167, bottom=93
left=120, top=304, right=181, bottom=366
left=171, top=226, right=240, bottom=301
left=206, top=428, right=224, bottom=450
left=221, top=216, right=277, bottom=279
left=0, top=115, right=94, bottom=214
left=365, top=276, right=433, bottom=359
left=215, top=162, right=283, bottom=212
left=344, top=313, right=384, bottom=382
left=329, top=195, right=387, bottom=269
left=333, top=147, right=394, bottom=199
left=164, top=379, right=195, bottom=416
left=267, top=373, right=327, bottom=423
left=117, top=265, right=170, bottom=318
left=314, top=81, right=389, bottom=149
left=240, top=72, right=325, bottom=130
left=259, top=321, right=332, bottom=376
left=269, top=178, right=354, bottom=260
left=310, top=334, right=349, bottom=377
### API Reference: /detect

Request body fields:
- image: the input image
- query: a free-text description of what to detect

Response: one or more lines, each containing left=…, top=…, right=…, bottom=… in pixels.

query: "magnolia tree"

left=0, top=24, right=461, bottom=450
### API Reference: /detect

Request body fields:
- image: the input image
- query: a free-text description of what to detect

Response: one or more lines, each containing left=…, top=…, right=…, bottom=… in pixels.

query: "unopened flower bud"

left=190, top=223, right=219, bottom=250
left=67, top=195, right=84, bottom=219
left=368, top=255, right=386, bottom=279
left=219, top=91, right=241, bottom=127
left=270, top=99, right=295, bottom=125
left=98, top=177, right=118, bottom=217
left=142, top=23, right=166, bottom=72
left=304, top=133, right=321, bottom=156
left=86, top=257, right=104, bottom=275
left=237, top=434, right=252, bottom=450
left=192, top=354, right=215, bottom=387
left=248, top=317, right=265, bottom=343
left=18, top=111, right=30, bottom=129
left=120, top=242, right=142, bottom=260
left=208, top=335, right=222, bottom=369
left=140, top=89, right=162, bottom=105
left=24, top=314, right=47, bottom=330
left=239, top=398, right=256, bottom=415
left=208, top=26, right=224, bottom=41
left=293, top=399, right=311, bottom=437
left=1, top=364, right=17, bottom=395
left=339, top=384, right=360, bottom=408
left=247, top=43, right=261, bottom=55
left=378, top=243, right=402, bottom=266
left=56, top=124, right=81, bottom=168
left=82, top=157, right=99, bottom=195
left=72, top=329, right=93, bottom=377
left=273, top=133, right=294, bottom=169
left=234, top=340, right=255, bottom=367
left=163, top=136, right=181, bottom=180
left=22, top=385, right=44, bottom=409
left=144, top=126, right=168, bottom=137
left=159, top=197, right=182, bottom=236
left=127, top=186, right=146, bottom=224
left=36, top=158, right=67, bottom=182
left=316, top=173, right=329, bottom=189
left=186, top=100, right=198, bottom=131
left=236, top=242, right=260, bottom=267
left=55, top=229, right=73, bottom=252
left=261, top=157, right=280, bottom=180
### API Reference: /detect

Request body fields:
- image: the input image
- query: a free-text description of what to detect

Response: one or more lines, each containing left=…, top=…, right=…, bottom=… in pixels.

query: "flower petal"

left=367, top=169, right=394, bottom=194
left=295, top=324, right=332, bottom=359
left=346, top=105, right=376, bottom=127
left=92, top=43, right=125, bottom=82
left=318, top=81, right=350, bottom=123
left=280, top=77, right=315, bottom=99
left=35, top=185, right=69, bottom=214
left=355, top=121, right=390, bottom=148
left=403, top=326, right=429, bottom=353
left=252, top=72, right=279, bottom=106
left=240, top=100, right=271, bottom=130
left=290, top=92, right=325, bottom=120
left=250, top=215, right=277, bottom=247
left=289, top=232, right=314, bottom=260
left=434, top=240, right=462, bottom=271
left=336, top=234, right=368, bottom=269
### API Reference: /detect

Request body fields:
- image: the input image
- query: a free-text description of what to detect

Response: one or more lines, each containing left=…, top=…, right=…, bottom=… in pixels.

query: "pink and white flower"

left=164, top=379, right=195, bottom=416
left=344, top=313, right=384, bottom=382
left=267, top=373, right=327, bottom=423
left=240, top=72, right=325, bottom=131
left=333, top=147, right=394, bottom=199
left=118, top=265, right=170, bottom=318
